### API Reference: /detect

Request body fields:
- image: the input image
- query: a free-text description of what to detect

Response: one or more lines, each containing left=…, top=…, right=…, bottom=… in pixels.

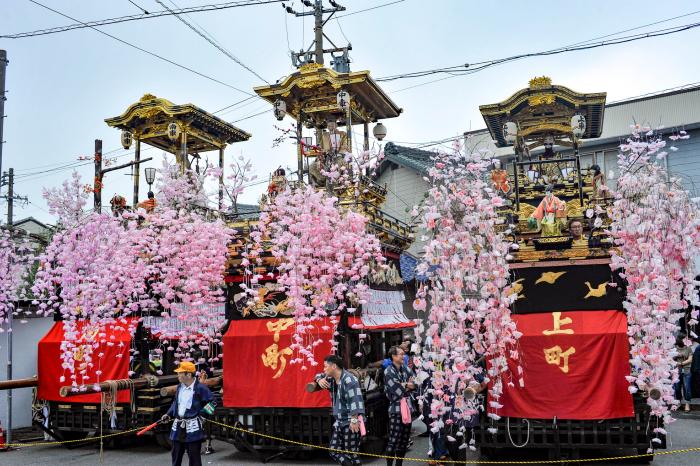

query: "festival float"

left=206, top=2, right=416, bottom=461
left=414, top=77, right=697, bottom=462
left=0, top=94, right=250, bottom=448
left=475, top=77, right=658, bottom=460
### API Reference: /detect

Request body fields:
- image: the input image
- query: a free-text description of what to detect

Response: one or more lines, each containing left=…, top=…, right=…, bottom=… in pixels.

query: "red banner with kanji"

left=494, top=310, right=634, bottom=420
left=223, top=318, right=333, bottom=408
left=37, top=320, right=134, bottom=403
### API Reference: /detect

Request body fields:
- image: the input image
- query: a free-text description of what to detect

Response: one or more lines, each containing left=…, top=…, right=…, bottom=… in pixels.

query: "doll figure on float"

left=529, top=185, right=567, bottom=237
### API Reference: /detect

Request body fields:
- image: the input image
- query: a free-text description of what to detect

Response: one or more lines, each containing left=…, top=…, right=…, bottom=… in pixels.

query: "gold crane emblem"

left=584, top=281, right=607, bottom=299
left=509, top=279, right=526, bottom=300
left=535, top=271, right=567, bottom=285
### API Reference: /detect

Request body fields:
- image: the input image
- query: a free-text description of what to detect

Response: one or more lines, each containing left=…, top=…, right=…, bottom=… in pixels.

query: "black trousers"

left=386, top=414, right=411, bottom=455
left=171, top=440, right=202, bottom=466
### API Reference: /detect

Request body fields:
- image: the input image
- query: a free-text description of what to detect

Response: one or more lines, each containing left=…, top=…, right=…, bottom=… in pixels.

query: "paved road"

left=2, top=415, right=700, bottom=465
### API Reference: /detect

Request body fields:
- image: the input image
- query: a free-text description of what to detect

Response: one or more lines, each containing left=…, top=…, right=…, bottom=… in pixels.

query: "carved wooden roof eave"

left=479, top=84, right=607, bottom=116
left=254, top=66, right=402, bottom=122
left=479, top=85, right=607, bottom=147
left=105, top=96, right=251, bottom=144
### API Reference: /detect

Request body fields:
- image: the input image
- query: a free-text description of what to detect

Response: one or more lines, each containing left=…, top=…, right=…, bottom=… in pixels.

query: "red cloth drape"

left=493, top=310, right=634, bottom=420
left=223, top=318, right=333, bottom=408
left=348, top=316, right=416, bottom=331
left=37, top=320, right=135, bottom=403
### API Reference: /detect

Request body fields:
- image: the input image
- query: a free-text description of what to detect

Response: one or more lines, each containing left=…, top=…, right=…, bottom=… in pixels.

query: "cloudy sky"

left=2, top=0, right=700, bottom=224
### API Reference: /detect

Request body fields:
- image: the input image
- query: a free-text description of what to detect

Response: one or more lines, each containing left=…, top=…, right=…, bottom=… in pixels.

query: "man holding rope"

left=161, top=361, right=215, bottom=466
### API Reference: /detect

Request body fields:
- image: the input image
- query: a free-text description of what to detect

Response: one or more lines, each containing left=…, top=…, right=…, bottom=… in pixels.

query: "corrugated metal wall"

left=667, top=128, right=700, bottom=196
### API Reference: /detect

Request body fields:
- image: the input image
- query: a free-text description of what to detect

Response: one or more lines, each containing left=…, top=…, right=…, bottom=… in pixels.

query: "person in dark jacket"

left=384, top=345, right=415, bottom=466
left=161, top=361, right=215, bottom=466
left=315, top=354, right=365, bottom=466
left=691, top=338, right=700, bottom=398
left=674, top=335, right=693, bottom=411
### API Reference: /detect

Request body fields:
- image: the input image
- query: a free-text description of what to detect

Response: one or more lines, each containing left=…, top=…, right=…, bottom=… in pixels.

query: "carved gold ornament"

left=535, top=271, right=567, bottom=285
left=584, top=281, right=607, bottom=299
left=528, top=94, right=556, bottom=106
left=529, top=76, right=552, bottom=89
left=566, top=199, right=583, bottom=218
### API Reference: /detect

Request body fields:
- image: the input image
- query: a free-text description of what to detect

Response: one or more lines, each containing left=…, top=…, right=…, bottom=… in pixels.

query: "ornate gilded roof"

left=254, top=63, right=402, bottom=124
left=479, top=77, right=606, bottom=148
left=105, top=94, right=251, bottom=153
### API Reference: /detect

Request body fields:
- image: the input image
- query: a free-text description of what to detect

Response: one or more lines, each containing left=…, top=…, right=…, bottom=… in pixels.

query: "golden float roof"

left=105, top=94, right=251, bottom=153
left=254, top=63, right=402, bottom=123
left=479, top=77, right=607, bottom=147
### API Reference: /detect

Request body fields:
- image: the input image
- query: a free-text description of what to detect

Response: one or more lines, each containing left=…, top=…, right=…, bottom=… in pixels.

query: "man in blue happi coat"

left=161, top=361, right=215, bottom=466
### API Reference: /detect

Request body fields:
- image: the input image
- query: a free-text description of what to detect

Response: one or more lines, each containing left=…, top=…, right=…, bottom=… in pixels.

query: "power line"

left=607, top=81, right=700, bottom=105
left=14, top=147, right=156, bottom=183
left=13, top=93, right=266, bottom=179
left=155, top=0, right=270, bottom=84
left=127, top=0, right=151, bottom=14
left=283, top=7, right=292, bottom=53
left=14, top=147, right=129, bottom=174
left=335, top=17, right=350, bottom=45
left=562, top=8, right=700, bottom=48
left=14, top=94, right=262, bottom=178
left=378, top=19, right=700, bottom=86
left=26, top=0, right=255, bottom=96
left=231, top=108, right=271, bottom=123
left=212, top=95, right=260, bottom=114
left=335, top=0, right=406, bottom=19
left=3, top=0, right=285, bottom=39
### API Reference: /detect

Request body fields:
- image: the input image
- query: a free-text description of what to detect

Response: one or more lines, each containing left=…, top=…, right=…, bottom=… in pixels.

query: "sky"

left=1, top=0, right=700, bottom=225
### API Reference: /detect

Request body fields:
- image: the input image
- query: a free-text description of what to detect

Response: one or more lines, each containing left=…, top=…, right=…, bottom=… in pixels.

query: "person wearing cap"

left=161, top=361, right=215, bottom=466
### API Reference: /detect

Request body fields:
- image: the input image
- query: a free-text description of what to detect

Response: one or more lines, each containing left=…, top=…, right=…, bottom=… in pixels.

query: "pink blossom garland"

left=32, top=212, right=149, bottom=388
left=132, top=159, right=233, bottom=365
left=32, top=163, right=237, bottom=386
left=0, top=229, right=33, bottom=330
left=412, top=141, right=521, bottom=441
left=42, top=171, right=88, bottom=227
left=608, top=126, right=700, bottom=429
left=245, top=184, right=384, bottom=368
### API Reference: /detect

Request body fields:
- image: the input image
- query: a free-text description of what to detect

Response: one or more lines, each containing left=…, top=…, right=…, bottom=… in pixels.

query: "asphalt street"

left=2, top=415, right=700, bottom=466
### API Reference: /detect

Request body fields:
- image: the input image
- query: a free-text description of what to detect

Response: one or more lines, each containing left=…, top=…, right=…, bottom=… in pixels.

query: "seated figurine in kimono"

left=529, top=185, right=567, bottom=237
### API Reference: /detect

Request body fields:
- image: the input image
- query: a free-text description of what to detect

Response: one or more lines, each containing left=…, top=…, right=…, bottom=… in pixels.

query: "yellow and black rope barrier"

left=1, top=424, right=147, bottom=448
left=3, top=417, right=700, bottom=465
left=205, top=418, right=700, bottom=464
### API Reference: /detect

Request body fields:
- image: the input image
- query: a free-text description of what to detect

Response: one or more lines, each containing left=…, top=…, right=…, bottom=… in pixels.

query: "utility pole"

left=5, top=169, right=12, bottom=446
left=93, top=139, right=152, bottom=213
left=1, top=169, right=27, bottom=227
left=133, top=138, right=141, bottom=207
left=313, top=0, right=324, bottom=65
left=6, top=168, right=14, bottom=226
left=285, top=1, right=350, bottom=69
left=1, top=168, right=27, bottom=446
left=0, top=50, right=8, bottom=189
left=94, top=139, right=102, bottom=213
left=284, top=0, right=351, bottom=185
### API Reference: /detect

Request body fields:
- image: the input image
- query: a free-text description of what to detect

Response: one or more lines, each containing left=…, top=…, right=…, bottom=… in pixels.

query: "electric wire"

left=335, top=0, right=405, bottom=19
left=4, top=0, right=285, bottom=39
left=14, top=148, right=157, bottom=183
left=212, top=95, right=261, bottom=115
left=378, top=19, right=700, bottom=84
left=26, top=0, right=255, bottom=96
left=127, top=0, right=150, bottom=14
left=155, top=0, right=270, bottom=83
left=231, top=108, right=272, bottom=123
